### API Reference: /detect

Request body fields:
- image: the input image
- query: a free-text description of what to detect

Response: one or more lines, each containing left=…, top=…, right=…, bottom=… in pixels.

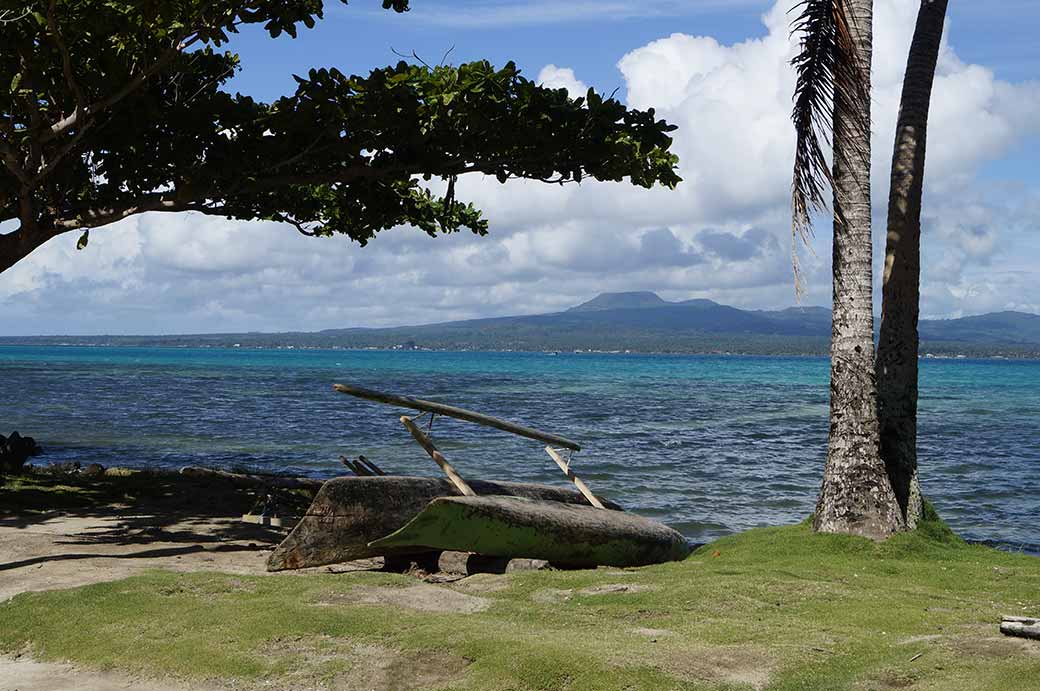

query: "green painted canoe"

left=368, top=495, right=691, bottom=568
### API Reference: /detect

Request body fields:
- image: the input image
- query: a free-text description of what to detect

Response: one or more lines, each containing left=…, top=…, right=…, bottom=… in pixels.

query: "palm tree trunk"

left=876, top=0, right=948, bottom=529
left=813, top=0, right=903, bottom=539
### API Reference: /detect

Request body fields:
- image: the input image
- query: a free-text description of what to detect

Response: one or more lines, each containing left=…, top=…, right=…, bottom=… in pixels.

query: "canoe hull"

left=266, top=476, right=622, bottom=571
left=369, top=495, right=691, bottom=568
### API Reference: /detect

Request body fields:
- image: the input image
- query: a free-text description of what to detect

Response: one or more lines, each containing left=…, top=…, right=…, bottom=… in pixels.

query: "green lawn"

left=1, top=480, right=1038, bottom=690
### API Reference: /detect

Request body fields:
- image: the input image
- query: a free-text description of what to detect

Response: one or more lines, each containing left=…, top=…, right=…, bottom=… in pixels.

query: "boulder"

left=0, top=431, right=42, bottom=474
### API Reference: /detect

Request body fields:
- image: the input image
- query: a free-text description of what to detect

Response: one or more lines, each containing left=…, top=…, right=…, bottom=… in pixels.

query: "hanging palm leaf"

left=789, top=0, right=870, bottom=289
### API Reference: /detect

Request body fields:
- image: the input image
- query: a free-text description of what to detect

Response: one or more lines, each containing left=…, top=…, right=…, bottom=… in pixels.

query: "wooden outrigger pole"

left=400, top=415, right=475, bottom=497
left=332, top=383, right=601, bottom=507
left=333, top=384, right=582, bottom=451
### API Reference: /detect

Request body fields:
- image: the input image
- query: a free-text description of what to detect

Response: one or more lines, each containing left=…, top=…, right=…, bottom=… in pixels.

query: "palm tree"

left=791, top=0, right=902, bottom=538
left=876, top=0, right=949, bottom=529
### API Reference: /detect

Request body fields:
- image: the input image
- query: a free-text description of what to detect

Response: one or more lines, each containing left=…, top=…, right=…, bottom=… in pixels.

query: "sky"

left=3, top=0, right=1039, bottom=335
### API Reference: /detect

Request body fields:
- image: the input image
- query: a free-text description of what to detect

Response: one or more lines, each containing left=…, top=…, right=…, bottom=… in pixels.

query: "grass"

left=1, top=476, right=1038, bottom=690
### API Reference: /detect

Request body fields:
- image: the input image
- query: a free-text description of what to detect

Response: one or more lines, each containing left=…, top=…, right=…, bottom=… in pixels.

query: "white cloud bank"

left=3, top=0, right=1039, bottom=335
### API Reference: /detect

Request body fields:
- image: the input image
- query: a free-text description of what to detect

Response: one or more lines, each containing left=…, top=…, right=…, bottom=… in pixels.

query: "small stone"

left=505, top=558, right=551, bottom=573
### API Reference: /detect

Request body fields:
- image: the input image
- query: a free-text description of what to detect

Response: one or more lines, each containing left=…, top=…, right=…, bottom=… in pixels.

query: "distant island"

left=5, top=291, right=1040, bottom=358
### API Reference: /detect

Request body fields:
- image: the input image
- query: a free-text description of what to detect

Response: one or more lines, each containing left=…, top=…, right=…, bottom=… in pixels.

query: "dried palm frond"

left=789, top=0, right=870, bottom=294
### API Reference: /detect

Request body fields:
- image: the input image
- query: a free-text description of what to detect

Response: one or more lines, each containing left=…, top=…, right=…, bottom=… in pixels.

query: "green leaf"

left=0, top=4, right=679, bottom=272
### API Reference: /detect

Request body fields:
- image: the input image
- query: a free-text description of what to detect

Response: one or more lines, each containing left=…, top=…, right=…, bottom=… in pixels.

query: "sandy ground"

left=0, top=655, right=230, bottom=691
left=0, top=479, right=298, bottom=690
left=0, top=511, right=286, bottom=602
left=0, top=478, right=470, bottom=690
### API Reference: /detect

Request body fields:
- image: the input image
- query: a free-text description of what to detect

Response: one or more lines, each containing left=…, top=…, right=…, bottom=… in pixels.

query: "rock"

left=505, top=558, right=551, bottom=573
left=82, top=463, right=106, bottom=477
left=0, top=431, right=42, bottom=474
left=437, top=551, right=472, bottom=575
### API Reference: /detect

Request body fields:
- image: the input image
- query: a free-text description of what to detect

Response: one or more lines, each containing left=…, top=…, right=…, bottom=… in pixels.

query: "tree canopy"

left=0, top=0, right=681, bottom=272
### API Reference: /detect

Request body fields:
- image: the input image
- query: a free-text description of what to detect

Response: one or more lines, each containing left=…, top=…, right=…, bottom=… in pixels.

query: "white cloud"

left=3, top=0, right=1039, bottom=334
left=537, top=65, right=588, bottom=97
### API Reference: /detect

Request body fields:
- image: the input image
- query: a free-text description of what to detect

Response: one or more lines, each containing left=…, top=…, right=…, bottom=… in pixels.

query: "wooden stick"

left=1001, top=616, right=1040, bottom=640
left=334, top=383, right=581, bottom=451
left=339, top=456, right=370, bottom=476
left=400, top=416, right=475, bottom=496
left=545, top=446, right=605, bottom=509
left=357, top=455, right=387, bottom=476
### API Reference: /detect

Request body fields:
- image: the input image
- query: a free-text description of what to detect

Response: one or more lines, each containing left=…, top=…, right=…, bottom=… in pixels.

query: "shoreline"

left=3, top=341, right=1039, bottom=361
left=3, top=468, right=1038, bottom=690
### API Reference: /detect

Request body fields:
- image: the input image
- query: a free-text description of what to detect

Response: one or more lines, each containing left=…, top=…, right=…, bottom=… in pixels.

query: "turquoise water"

left=2, top=346, right=1037, bottom=550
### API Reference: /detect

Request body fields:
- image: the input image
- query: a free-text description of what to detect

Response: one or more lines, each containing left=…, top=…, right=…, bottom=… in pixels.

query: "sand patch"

left=579, top=583, right=655, bottom=596
left=531, top=587, right=574, bottom=604
left=630, top=627, right=674, bottom=639
left=0, top=655, right=228, bottom=691
left=334, top=645, right=469, bottom=691
left=0, top=511, right=288, bottom=603
left=452, top=573, right=511, bottom=594
left=637, top=645, right=775, bottom=691
left=950, top=634, right=1040, bottom=658
left=897, top=634, right=943, bottom=645
left=257, top=636, right=469, bottom=690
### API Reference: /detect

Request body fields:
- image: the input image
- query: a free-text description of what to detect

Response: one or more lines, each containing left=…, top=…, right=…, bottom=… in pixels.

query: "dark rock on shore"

left=0, top=431, right=42, bottom=474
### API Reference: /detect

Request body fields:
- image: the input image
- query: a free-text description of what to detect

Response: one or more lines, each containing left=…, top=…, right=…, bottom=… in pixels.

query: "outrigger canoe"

left=267, top=475, right=623, bottom=571
left=370, top=494, right=692, bottom=568
left=266, top=383, right=691, bottom=571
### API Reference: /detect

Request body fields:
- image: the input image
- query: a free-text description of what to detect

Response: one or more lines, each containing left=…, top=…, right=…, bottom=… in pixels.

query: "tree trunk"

left=814, top=0, right=903, bottom=539
left=0, top=226, right=54, bottom=274
left=876, top=0, right=948, bottom=530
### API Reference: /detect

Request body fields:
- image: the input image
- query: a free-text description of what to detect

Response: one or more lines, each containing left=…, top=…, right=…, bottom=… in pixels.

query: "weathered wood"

left=333, top=383, right=581, bottom=451
left=179, top=466, right=326, bottom=491
left=266, top=476, right=622, bottom=571
left=339, top=455, right=385, bottom=477
left=241, top=513, right=288, bottom=528
left=357, top=455, right=386, bottom=476
left=1001, top=616, right=1040, bottom=641
left=545, top=446, right=605, bottom=509
left=339, top=456, right=369, bottom=476
left=369, top=495, right=691, bottom=568
left=401, top=415, right=476, bottom=496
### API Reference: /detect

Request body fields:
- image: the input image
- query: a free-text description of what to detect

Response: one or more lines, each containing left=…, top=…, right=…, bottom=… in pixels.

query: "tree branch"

left=48, top=155, right=584, bottom=236
left=270, top=212, right=323, bottom=236
left=49, top=193, right=224, bottom=231
left=0, top=139, right=30, bottom=185
left=47, top=0, right=86, bottom=113
left=41, top=31, right=201, bottom=143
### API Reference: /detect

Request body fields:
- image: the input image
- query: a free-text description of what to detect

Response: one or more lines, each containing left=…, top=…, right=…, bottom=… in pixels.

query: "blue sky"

left=225, top=1, right=775, bottom=100
left=3, top=0, right=1039, bottom=335
left=226, top=1, right=1039, bottom=96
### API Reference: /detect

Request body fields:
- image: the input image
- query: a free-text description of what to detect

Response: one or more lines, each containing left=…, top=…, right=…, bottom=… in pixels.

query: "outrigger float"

left=267, top=384, right=691, bottom=571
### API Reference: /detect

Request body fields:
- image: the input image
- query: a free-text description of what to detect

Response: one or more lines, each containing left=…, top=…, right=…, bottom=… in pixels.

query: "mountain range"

left=6, top=292, right=1040, bottom=357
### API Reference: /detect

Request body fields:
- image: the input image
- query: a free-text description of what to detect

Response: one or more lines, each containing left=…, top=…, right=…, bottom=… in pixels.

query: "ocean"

left=2, top=345, right=1037, bottom=551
